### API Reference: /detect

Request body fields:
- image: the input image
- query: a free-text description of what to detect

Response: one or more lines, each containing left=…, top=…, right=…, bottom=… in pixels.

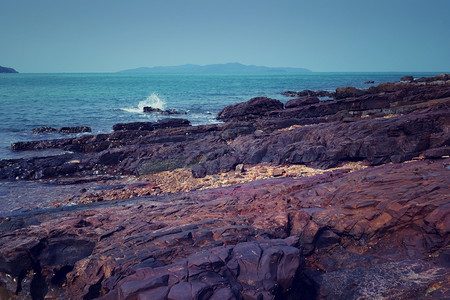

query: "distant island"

left=0, top=66, right=18, bottom=73
left=119, top=62, right=311, bottom=73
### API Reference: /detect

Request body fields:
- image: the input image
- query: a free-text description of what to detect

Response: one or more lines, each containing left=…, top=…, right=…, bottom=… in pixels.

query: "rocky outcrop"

left=32, top=126, right=92, bottom=134
left=216, top=97, right=284, bottom=121
left=0, top=159, right=448, bottom=299
left=143, top=107, right=186, bottom=115
left=113, top=118, right=191, bottom=131
left=281, top=90, right=333, bottom=98
left=285, top=97, right=319, bottom=108
left=2, top=78, right=450, bottom=181
left=0, top=75, right=449, bottom=299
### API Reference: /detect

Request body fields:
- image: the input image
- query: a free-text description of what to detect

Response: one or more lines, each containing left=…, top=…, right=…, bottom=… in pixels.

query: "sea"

left=0, top=72, right=441, bottom=160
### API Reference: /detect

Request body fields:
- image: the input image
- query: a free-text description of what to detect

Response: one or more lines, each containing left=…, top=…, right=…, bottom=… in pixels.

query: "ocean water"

left=0, top=72, right=439, bottom=160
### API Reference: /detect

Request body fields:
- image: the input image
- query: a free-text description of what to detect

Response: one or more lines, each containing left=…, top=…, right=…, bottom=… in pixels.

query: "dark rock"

left=32, top=126, right=92, bottom=135
left=335, top=86, right=366, bottom=99
left=217, top=97, right=283, bottom=121
left=143, top=107, right=186, bottom=115
left=401, top=75, right=414, bottom=82
left=32, top=127, right=58, bottom=134
left=112, top=122, right=155, bottom=131
left=364, top=81, right=375, bottom=84
left=58, top=126, right=92, bottom=134
left=2, top=74, right=450, bottom=182
left=281, top=90, right=333, bottom=98
left=113, top=118, right=190, bottom=131
left=416, top=73, right=450, bottom=83
left=191, top=165, right=207, bottom=178
left=422, top=146, right=450, bottom=158
left=153, top=118, right=191, bottom=129
left=285, top=97, right=319, bottom=108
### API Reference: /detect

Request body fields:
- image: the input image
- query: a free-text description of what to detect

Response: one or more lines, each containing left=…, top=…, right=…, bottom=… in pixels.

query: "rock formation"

left=143, top=107, right=186, bottom=115
left=0, top=75, right=449, bottom=299
left=32, top=126, right=92, bottom=134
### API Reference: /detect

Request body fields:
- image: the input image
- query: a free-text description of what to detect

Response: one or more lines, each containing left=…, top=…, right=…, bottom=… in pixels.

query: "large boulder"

left=217, top=97, right=283, bottom=122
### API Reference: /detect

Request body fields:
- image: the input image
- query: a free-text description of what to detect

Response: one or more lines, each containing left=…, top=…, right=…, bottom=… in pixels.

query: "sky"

left=1, top=0, right=449, bottom=73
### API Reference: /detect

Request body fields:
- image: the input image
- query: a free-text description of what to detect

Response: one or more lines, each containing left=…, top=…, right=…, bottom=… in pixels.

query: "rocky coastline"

left=0, top=75, right=449, bottom=299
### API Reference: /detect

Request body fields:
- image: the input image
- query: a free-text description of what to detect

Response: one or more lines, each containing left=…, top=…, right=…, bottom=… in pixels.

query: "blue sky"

left=1, top=0, right=449, bottom=73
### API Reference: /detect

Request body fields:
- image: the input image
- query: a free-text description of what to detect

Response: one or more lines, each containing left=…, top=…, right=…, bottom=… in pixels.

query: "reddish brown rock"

left=0, top=159, right=448, bottom=299
left=0, top=75, right=449, bottom=298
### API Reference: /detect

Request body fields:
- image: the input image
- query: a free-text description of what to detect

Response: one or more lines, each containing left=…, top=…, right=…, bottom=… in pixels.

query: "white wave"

left=120, top=93, right=167, bottom=113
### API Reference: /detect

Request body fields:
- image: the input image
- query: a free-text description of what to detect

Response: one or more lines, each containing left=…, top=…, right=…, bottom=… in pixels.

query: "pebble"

left=64, top=162, right=366, bottom=205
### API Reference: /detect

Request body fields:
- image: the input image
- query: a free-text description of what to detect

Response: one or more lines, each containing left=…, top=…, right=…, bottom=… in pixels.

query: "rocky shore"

left=0, top=75, right=449, bottom=299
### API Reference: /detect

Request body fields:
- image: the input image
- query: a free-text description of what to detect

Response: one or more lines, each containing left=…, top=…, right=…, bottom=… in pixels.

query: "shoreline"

left=0, top=74, right=449, bottom=299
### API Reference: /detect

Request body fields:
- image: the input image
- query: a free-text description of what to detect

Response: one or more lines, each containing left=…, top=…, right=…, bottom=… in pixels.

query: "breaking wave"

left=121, top=93, right=166, bottom=113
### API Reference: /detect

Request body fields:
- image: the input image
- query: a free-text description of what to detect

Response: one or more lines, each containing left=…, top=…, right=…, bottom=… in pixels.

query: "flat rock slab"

left=0, top=159, right=449, bottom=299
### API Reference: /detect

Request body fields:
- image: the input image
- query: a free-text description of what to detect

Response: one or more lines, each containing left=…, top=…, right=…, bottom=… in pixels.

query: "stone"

left=235, top=163, right=245, bottom=173
left=0, top=158, right=449, bottom=298
left=216, top=97, right=283, bottom=121
left=401, top=75, right=414, bottom=82
left=143, top=107, right=185, bottom=115
left=58, top=126, right=92, bottom=134
left=32, top=126, right=92, bottom=134
left=284, top=97, right=319, bottom=108
left=32, top=126, right=58, bottom=134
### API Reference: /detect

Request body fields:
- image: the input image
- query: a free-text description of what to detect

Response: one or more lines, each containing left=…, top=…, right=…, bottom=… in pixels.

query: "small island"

left=0, top=65, right=18, bottom=73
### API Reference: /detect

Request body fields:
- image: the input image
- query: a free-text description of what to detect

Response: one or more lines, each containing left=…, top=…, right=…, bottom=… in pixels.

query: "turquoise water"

left=0, top=72, right=439, bottom=159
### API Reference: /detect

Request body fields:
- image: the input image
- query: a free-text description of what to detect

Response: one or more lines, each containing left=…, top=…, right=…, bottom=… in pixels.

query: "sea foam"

left=121, top=93, right=166, bottom=113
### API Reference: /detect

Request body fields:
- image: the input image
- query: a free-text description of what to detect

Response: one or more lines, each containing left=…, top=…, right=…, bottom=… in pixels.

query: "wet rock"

left=58, top=126, right=92, bottom=134
left=32, top=126, right=92, bottom=134
left=143, top=107, right=186, bottom=115
left=32, top=126, right=58, bottom=134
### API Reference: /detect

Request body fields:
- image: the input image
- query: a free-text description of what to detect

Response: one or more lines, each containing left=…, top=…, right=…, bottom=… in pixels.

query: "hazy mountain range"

left=119, top=63, right=311, bottom=73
